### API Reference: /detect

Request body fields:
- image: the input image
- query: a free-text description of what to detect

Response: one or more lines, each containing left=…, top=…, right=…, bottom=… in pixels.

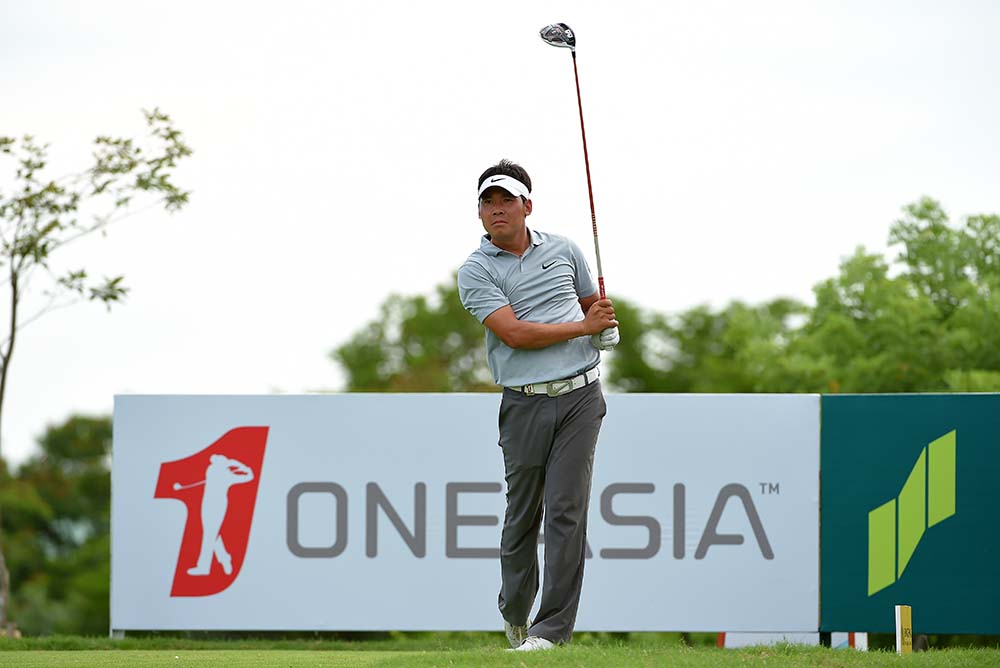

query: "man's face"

left=479, top=186, right=532, bottom=244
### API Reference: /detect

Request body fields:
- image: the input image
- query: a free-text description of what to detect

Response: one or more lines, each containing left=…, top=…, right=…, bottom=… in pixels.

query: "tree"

left=763, top=198, right=1000, bottom=393
left=2, top=416, right=112, bottom=635
left=604, top=297, right=808, bottom=393
left=332, top=281, right=808, bottom=396
left=0, top=109, right=191, bottom=632
left=333, top=278, right=496, bottom=392
left=335, top=198, right=999, bottom=399
left=333, top=278, right=666, bottom=394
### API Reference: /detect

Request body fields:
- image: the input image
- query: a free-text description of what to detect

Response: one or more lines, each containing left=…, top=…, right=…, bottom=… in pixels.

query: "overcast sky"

left=1, top=1, right=998, bottom=466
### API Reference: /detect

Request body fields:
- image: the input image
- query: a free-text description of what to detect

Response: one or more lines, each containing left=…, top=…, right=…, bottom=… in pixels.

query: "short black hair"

left=478, top=159, right=532, bottom=196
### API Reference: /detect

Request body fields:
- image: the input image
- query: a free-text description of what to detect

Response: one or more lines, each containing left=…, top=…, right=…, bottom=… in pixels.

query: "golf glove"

left=590, top=326, right=620, bottom=351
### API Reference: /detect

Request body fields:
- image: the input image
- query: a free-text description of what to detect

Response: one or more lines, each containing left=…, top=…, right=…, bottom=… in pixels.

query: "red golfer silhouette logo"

left=154, top=427, right=268, bottom=597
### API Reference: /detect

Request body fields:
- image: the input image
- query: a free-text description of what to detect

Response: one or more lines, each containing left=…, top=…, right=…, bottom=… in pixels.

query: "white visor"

left=478, top=175, right=530, bottom=199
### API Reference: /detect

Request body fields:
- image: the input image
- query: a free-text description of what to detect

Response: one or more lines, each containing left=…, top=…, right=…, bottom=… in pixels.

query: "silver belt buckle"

left=523, top=383, right=535, bottom=396
left=547, top=379, right=572, bottom=397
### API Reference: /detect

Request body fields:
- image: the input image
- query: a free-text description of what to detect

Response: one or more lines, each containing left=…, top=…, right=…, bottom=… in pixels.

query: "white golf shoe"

left=511, top=636, right=555, bottom=652
left=504, top=620, right=528, bottom=649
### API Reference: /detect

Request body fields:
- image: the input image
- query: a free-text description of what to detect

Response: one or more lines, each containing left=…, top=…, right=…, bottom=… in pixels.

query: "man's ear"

left=524, top=198, right=532, bottom=216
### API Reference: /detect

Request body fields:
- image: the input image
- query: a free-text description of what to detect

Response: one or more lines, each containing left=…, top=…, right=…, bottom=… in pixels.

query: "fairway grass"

left=6, top=650, right=389, bottom=667
left=6, top=646, right=1000, bottom=668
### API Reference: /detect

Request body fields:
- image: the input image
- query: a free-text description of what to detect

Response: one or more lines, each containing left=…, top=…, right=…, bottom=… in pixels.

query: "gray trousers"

left=497, top=379, right=606, bottom=644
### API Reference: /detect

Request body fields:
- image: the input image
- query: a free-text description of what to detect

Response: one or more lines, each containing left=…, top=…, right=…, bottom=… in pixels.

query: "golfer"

left=458, top=160, right=619, bottom=652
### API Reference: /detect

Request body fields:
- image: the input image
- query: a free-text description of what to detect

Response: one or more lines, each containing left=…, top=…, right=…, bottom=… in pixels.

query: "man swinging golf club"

left=458, top=159, right=619, bottom=651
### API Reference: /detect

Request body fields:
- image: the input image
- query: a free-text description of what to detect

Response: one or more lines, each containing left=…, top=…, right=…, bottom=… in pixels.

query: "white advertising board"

left=111, top=394, right=818, bottom=632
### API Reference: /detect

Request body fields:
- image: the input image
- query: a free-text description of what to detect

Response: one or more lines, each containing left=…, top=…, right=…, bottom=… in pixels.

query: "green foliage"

left=609, top=198, right=1000, bottom=394
left=333, top=278, right=496, bottom=392
left=336, top=198, right=999, bottom=398
left=605, top=297, right=809, bottom=393
left=4, top=416, right=112, bottom=636
left=772, top=198, right=1000, bottom=394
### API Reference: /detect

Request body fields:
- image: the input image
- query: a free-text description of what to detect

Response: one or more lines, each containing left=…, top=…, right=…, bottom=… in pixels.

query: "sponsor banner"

left=112, top=394, right=818, bottom=632
left=820, top=394, right=1000, bottom=634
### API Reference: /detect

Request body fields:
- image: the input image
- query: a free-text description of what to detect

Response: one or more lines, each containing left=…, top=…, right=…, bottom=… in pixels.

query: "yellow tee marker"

left=895, top=605, right=913, bottom=655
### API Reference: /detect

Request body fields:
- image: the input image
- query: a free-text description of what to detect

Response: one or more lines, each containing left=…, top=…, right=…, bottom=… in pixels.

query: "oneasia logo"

left=154, top=427, right=269, bottom=597
left=867, top=429, right=956, bottom=596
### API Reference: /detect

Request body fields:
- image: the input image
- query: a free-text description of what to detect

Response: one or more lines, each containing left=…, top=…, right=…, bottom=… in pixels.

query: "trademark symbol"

left=758, top=482, right=780, bottom=495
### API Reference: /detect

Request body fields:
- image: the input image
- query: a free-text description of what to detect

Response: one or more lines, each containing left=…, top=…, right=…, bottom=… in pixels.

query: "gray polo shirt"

left=458, top=228, right=600, bottom=387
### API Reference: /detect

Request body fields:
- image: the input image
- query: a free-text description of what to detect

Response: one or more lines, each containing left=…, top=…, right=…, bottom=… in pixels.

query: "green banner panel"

left=821, top=394, right=1000, bottom=633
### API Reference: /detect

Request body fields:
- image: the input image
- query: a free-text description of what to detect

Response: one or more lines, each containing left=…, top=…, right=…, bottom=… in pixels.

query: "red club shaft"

left=571, top=50, right=605, bottom=299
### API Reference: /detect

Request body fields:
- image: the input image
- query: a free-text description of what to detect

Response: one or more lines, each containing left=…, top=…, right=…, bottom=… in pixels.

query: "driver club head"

left=539, top=22, right=575, bottom=51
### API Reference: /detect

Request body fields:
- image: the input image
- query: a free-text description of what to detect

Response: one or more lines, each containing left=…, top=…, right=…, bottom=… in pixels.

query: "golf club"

left=539, top=22, right=606, bottom=299
left=173, top=480, right=206, bottom=491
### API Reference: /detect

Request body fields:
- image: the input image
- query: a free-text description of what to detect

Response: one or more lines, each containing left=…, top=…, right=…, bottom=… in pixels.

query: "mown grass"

left=2, top=635, right=1000, bottom=668
left=4, top=646, right=1000, bottom=668
left=0, top=631, right=706, bottom=651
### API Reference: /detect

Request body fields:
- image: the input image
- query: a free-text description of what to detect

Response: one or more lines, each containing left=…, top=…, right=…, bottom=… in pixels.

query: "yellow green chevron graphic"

left=868, top=430, right=957, bottom=596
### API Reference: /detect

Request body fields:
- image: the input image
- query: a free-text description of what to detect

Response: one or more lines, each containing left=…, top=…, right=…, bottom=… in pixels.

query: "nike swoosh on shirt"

left=542, top=260, right=558, bottom=270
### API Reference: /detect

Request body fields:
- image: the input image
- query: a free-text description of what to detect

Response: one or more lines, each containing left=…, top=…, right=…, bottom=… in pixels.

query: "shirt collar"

left=480, top=228, right=545, bottom=256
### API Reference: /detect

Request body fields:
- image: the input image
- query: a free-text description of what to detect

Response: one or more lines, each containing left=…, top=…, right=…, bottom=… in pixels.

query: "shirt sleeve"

left=567, top=238, right=598, bottom=298
left=458, top=259, right=509, bottom=324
